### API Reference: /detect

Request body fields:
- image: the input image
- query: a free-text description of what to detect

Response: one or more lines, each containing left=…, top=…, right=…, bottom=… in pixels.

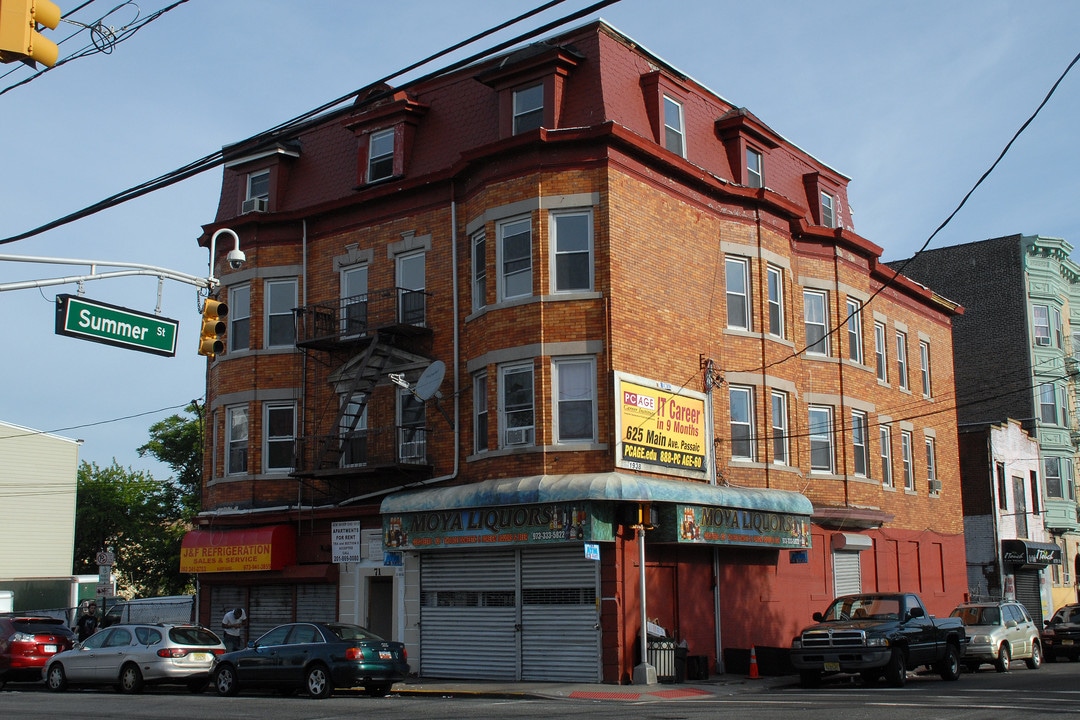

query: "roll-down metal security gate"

left=419, top=547, right=600, bottom=681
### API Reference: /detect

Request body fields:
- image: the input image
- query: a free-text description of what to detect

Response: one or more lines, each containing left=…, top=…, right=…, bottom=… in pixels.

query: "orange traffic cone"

left=748, top=645, right=760, bottom=679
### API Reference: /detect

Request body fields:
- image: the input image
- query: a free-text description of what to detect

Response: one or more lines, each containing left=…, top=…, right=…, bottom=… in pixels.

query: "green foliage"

left=73, top=404, right=204, bottom=598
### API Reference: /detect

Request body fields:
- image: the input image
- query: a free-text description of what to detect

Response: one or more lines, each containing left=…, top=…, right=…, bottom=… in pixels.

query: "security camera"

left=226, top=248, right=246, bottom=270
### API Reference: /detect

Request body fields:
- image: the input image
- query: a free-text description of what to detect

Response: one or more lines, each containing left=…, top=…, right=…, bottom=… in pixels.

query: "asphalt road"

left=1, top=662, right=1077, bottom=719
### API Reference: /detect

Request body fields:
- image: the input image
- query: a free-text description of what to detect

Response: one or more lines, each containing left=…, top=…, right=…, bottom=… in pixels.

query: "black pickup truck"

left=790, top=592, right=966, bottom=687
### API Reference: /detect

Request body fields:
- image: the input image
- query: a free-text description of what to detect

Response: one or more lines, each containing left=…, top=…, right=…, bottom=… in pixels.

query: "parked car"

left=1041, top=603, right=1080, bottom=662
left=0, top=616, right=75, bottom=689
left=790, top=592, right=966, bottom=688
left=211, top=622, right=409, bottom=699
left=950, top=601, right=1042, bottom=672
left=43, top=623, right=225, bottom=693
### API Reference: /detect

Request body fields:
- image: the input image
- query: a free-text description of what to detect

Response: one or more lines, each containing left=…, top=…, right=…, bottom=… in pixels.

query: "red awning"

left=180, top=525, right=296, bottom=574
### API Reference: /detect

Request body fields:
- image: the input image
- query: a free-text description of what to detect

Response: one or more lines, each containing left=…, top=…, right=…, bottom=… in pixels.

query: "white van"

left=100, top=595, right=195, bottom=627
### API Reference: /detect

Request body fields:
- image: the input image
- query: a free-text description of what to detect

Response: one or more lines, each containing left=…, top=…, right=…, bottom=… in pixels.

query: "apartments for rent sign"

left=615, top=372, right=709, bottom=479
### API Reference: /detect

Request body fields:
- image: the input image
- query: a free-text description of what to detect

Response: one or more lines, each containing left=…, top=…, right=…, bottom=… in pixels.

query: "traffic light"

left=0, top=0, right=62, bottom=68
left=198, top=299, right=228, bottom=357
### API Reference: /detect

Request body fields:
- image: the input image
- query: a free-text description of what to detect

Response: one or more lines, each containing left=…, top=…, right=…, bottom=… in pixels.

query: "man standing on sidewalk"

left=221, top=607, right=247, bottom=652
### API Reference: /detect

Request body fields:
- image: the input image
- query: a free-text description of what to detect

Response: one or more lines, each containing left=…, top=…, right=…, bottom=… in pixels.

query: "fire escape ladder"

left=316, top=333, right=396, bottom=470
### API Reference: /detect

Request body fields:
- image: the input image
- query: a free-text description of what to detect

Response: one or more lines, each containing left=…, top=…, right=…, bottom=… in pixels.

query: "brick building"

left=184, top=20, right=967, bottom=683
left=895, top=234, right=1078, bottom=612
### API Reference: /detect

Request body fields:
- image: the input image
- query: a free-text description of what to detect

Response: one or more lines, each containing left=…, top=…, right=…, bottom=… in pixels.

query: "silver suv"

left=950, top=601, right=1042, bottom=672
left=43, top=623, right=226, bottom=693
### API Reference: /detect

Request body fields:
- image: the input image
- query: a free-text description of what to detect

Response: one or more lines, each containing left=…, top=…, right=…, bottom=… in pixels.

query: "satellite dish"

left=413, top=360, right=446, bottom=401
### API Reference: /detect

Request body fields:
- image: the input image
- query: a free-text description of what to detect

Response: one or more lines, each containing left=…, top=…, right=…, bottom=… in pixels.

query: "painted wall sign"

left=614, top=372, right=709, bottom=479
left=384, top=502, right=613, bottom=550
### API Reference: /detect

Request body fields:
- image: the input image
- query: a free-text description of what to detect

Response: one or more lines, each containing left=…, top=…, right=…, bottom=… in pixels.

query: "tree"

left=137, top=401, right=203, bottom=518
left=73, top=460, right=192, bottom=597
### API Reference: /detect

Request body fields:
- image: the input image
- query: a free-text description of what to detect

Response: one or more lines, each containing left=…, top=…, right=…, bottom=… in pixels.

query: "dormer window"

left=247, top=170, right=269, bottom=201
left=802, top=170, right=847, bottom=229
left=821, top=191, right=836, bottom=228
left=663, top=95, right=685, bottom=157
left=222, top=140, right=300, bottom=217
left=513, top=84, right=544, bottom=134
left=476, top=43, right=582, bottom=140
left=746, top=148, right=763, bottom=188
left=367, top=128, right=395, bottom=182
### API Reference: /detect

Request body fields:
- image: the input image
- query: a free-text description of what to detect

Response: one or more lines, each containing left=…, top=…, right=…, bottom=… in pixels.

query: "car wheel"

left=798, top=670, right=822, bottom=688
left=994, top=644, right=1010, bottom=673
left=365, top=683, right=392, bottom=697
left=45, top=663, right=67, bottom=692
left=885, top=649, right=907, bottom=688
left=305, top=664, right=332, bottom=699
left=937, top=642, right=961, bottom=681
left=119, top=663, right=144, bottom=694
left=1026, top=642, right=1042, bottom=670
left=214, top=664, right=240, bottom=697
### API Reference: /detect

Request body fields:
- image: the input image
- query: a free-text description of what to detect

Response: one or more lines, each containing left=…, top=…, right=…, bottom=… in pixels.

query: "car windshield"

left=822, top=597, right=900, bottom=621
left=169, top=627, right=221, bottom=646
left=325, top=624, right=384, bottom=642
left=951, top=606, right=1001, bottom=626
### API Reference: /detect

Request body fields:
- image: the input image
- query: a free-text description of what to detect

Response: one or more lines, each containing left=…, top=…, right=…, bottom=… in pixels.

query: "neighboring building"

left=894, top=235, right=1080, bottom=613
left=0, top=420, right=81, bottom=612
left=958, top=420, right=1054, bottom=624
left=187, top=20, right=967, bottom=682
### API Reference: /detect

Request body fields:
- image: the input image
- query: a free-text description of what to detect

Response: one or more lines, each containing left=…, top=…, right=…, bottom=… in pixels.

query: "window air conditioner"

left=1036, top=336, right=1051, bottom=346
left=928, top=479, right=942, bottom=493
left=505, top=427, right=531, bottom=446
left=241, top=197, right=268, bottom=214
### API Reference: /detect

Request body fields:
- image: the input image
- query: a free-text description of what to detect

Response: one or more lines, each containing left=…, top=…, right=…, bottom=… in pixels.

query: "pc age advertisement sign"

left=615, top=372, right=709, bottom=479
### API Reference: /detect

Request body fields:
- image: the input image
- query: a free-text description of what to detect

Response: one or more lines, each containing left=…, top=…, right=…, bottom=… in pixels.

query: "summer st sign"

left=55, top=294, right=178, bottom=357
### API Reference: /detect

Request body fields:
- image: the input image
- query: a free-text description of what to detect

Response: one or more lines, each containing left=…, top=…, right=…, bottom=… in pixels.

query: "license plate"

left=379, top=651, right=393, bottom=660
left=191, top=652, right=211, bottom=662
left=44, top=644, right=57, bottom=653
left=1063, top=639, right=1074, bottom=646
left=824, top=662, right=840, bottom=672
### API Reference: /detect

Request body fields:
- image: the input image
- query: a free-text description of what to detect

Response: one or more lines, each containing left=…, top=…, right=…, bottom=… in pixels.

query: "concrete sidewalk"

left=394, top=672, right=793, bottom=702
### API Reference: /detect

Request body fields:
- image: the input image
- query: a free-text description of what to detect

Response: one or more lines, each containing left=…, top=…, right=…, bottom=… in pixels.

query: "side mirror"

left=907, top=606, right=925, bottom=620
left=812, top=612, right=824, bottom=622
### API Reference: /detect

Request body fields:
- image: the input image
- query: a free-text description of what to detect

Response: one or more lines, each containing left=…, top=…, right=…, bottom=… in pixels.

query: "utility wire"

left=0, top=0, right=621, bottom=246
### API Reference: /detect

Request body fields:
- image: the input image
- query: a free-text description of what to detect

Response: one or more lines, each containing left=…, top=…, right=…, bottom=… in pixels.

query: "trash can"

left=674, top=645, right=688, bottom=683
left=647, top=639, right=677, bottom=683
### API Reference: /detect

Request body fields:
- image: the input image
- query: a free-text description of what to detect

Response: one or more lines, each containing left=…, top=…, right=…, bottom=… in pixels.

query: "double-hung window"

left=926, top=437, right=938, bottom=492
left=228, top=284, right=251, bottom=353
left=473, top=372, right=488, bottom=453
left=803, top=290, right=829, bottom=355
left=767, top=265, right=784, bottom=337
left=729, top=386, right=755, bottom=460
left=367, top=128, right=395, bottom=182
left=246, top=170, right=269, bottom=204
left=226, top=406, right=248, bottom=475
left=726, top=257, right=751, bottom=330
left=663, top=95, right=685, bottom=156
left=852, top=411, right=868, bottom=477
left=513, top=84, right=544, bottom=134
left=342, top=265, right=368, bottom=337
left=996, top=462, right=1008, bottom=509
left=1039, top=383, right=1059, bottom=424
left=551, top=210, right=592, bottom=292
left=879, top=426, right=893, bottom=487
left=896, top=331, right=909, bottom=390
left=472, top=229, right=487, bottom=311
left=266, top=278, right=297, bottom=348
left=901, top=430, right=914, bottom=490
left=919, top=341, right=932, bottom=397
left=771, top=391, right=788, bottom=465
left=874, top=321, right=888, bottom=382
left=809, top=406, right=834, bottom=473
left=821, top=191, right=836, bottom=228
left=398, top=389, right=426, bottom=462
left=498, top=217, right=532, bottom=301
left=846, top=299, right=863, bottom=364
left=340, top=394, right=368, bottom=467
left=1033, top=305, right=1051, bottom=346
left=746, top=148, right=763, bottom=188
left=264, top=403, right=295, bottom=473
left=553, top=357, right=595, bottom=443
left=501, top=363, right=534, bottom=447
left=1045, top=456, right=1063, bottom=498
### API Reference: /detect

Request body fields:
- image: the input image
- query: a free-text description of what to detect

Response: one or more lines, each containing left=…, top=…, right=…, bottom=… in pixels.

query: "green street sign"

left=55, top=294, right=178, bottom=357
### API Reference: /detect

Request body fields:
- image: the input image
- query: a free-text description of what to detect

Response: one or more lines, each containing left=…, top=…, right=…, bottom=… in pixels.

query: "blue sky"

left=2, top=0, right=1078, bottom=480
